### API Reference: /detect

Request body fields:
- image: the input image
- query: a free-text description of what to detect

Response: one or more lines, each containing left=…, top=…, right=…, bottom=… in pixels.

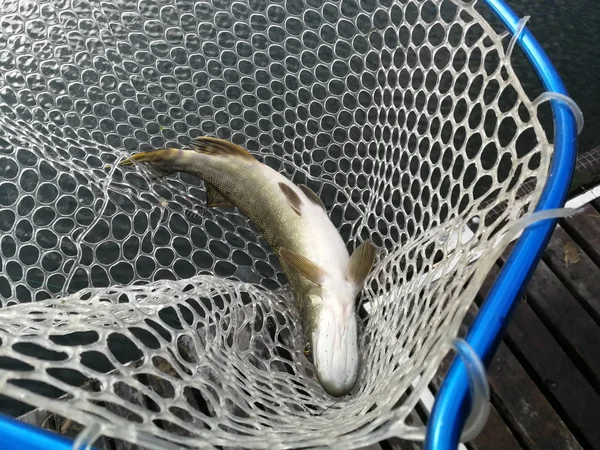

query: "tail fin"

left=118, top=149, right=182, bottom=179
left=119, top=148, right=178, bottom=166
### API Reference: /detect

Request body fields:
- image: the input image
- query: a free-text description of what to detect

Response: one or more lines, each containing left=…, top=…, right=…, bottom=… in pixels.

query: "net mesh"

left=0, top=0, right=551, bottom=447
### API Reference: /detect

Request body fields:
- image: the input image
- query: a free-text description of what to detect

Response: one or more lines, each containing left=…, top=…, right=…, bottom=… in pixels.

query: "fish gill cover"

left=0, top=0, right=554, bottom=447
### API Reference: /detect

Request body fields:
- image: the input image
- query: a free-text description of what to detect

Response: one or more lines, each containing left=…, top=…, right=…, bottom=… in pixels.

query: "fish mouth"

left=311, top=303, right=359, bottom=397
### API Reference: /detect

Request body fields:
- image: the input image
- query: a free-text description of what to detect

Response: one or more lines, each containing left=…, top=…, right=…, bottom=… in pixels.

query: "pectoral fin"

left=206, top=183, right=234, bottom=208
left=279, top=248, right=327, bottom=286
left=347, top=241, right=377, bottom=285
left=278, top=183, right=303, bottom=216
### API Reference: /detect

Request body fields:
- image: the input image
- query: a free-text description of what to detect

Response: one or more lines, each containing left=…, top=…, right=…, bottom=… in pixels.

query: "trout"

left=120, top=137, right=376, bottom=396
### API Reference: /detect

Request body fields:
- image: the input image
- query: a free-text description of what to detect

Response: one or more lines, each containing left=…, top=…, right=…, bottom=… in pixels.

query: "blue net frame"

left=0, top=0, right=578, bottom=448
left=425, top=0, right=578, bottom=448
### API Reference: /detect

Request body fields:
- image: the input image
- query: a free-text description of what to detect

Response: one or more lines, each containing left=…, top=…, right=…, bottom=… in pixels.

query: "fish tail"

left=119, top=148, right=180, bottom=166
left=117, top=146, right=237, bottom=208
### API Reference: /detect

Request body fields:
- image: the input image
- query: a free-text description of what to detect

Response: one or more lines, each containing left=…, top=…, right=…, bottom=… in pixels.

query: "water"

left=502, top=0, right=600, bottom=153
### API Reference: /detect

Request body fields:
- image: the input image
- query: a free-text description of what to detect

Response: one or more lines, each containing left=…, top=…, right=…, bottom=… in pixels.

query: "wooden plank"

left=139, top=369, right=191, bottom=438
left=429, top=318, right=523, bottom=450
left=480, top=263, right=599, bottom=449
left=18, top=409, right=113, bottom=449
left=382, top=403, right=424, bottom=450
left=486, top=342, right=582, bottom=450
left=472, top=395, right=523, bottom=450
left=357, top=374, right=425, bottom=450
left=382, top=437, right=422, bottom=450
left=140, top=336, right=211, bottom=439
left=559, top=204, right=600, bottom=268
left=432, top=361, right=524, bottom=450
left=106, top=380, right=146, bottom=450
left=17, top=356, right=197, bottom=450
left=18, top=408, right=57, bottom=430
left=15, top=359, right=146, bottom=449
left=542, top=225, right=600, bottom=324
left=511, top=256, right=600, bottom=392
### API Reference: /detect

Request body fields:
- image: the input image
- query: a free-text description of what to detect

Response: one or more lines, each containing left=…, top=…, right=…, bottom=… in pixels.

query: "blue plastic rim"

left=425, top=1, right=578, bottom=449
left=0, top=413, right=81, bottom=450
left=0, top=0, right=578, bottom=449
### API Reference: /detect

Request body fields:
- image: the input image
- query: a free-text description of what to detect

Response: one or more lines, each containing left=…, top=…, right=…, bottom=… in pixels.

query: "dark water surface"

left=503, top=0, right=600, bottom=152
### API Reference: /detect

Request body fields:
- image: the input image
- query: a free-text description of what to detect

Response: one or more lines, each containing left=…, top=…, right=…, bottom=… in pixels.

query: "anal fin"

left=206, top=183, right=235, bottom=208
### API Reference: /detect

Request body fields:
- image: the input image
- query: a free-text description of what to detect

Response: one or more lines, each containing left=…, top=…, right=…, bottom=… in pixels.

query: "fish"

left=120, top=137, right=377, bottom=397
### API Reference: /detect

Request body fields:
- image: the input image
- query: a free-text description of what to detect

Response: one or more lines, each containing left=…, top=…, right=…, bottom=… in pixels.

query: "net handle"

left=425, top=1, right=579, bottom=447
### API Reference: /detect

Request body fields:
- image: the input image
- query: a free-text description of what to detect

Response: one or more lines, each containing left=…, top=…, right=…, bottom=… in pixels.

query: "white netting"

left=0, top=0, right=553, bottom=448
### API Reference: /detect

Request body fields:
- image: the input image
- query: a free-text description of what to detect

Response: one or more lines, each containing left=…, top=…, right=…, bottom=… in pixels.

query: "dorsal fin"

left=278, top=182, right=302, bottom=216
left=191, top=137, right=256, bottom=160
left=299, top=184, right=326, bottom=210
left=347, top=241, right=377, bottom=285
left=206, top=183, right=235, bottom=208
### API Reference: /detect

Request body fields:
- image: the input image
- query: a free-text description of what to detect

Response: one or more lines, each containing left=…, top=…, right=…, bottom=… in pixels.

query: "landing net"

left=0, top=0, right=553, bottom=447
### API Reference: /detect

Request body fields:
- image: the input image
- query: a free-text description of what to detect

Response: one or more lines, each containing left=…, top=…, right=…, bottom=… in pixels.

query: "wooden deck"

left=17, top=147, right=600, bottom=448
left=423, top=201, right=600, bottom=450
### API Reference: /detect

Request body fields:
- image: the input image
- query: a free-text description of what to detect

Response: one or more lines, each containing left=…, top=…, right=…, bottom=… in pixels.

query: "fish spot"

left=278, top=182, right=302, bottom=216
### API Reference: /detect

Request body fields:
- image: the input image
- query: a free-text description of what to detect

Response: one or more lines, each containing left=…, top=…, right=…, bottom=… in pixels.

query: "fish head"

left=308, top=286, right=359, bottom=397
